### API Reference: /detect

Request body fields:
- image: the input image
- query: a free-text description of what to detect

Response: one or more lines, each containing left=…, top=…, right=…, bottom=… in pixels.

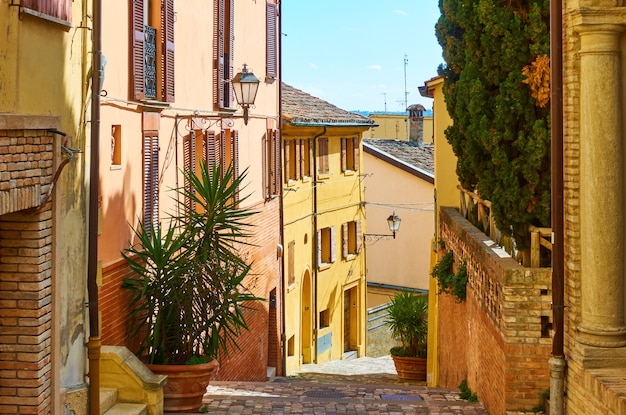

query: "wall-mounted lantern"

left=231, top=64, right=260, bottom=125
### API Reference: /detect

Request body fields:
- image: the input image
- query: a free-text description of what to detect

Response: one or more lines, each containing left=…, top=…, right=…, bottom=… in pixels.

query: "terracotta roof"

left=281, top=83, right=375, bottom=127
left=363, top=139, right=434, bottom=179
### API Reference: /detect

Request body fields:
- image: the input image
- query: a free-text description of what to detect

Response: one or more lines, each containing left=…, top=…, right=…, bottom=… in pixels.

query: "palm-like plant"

left=386, top=291, right=428, bottom=358
left=122, top=162, right=262, bottom=365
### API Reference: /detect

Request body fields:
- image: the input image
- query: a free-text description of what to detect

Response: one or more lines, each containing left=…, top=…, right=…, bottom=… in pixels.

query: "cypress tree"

left=436, top=0, right=551, bottom=250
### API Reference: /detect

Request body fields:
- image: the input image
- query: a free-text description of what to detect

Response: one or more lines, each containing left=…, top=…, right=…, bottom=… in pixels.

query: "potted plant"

left=386, top=290, right=428, bottom=381
left=121, top=162, right=262, bottom=412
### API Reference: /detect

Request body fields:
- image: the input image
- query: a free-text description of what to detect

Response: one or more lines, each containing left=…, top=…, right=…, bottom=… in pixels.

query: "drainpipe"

left=87, top=0, right=102, bottom=413
left=549, top=0, right=566, bottom=413
left=278, top=0, right=286, bottom=377
left=311, top=127, right=326, bottom=364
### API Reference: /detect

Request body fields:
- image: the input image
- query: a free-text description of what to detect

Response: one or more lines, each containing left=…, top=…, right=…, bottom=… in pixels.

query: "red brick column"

left=0, top=208, right=53, bottom=415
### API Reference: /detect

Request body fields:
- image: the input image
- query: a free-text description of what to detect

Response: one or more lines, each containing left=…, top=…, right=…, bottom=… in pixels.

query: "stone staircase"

left=100, top=387, right=147, bottom=415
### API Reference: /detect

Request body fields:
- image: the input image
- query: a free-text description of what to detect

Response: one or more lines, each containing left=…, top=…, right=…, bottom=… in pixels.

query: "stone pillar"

left=577, top=24, right=626, bottom=347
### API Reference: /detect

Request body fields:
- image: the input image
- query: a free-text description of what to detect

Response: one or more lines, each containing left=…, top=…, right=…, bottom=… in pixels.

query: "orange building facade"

left=97, top=0, right=283, bottom=381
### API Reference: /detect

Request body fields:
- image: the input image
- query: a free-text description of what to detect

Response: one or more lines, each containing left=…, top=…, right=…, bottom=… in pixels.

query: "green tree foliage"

left=436, top=0, right=551, bottom=249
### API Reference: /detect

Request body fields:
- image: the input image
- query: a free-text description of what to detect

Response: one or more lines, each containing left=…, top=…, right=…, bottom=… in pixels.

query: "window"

left=143, top=131, right=159, bottom=236
left=22, top=0, right=71, bottom=23
left=284, top=139, right=312, bottom=183
left=318, top=138, right=329, bottom=176
left=214, top=0, right=235, bottom=109
left=341, top=137, right=360, bottom=172
left=266, top=1, right=278, bottom=79
left=342, top=220, right=362, bottom=259
left=183, top=129, right=215, bottom=210
left=287, top=240, right=295, bottom=286
left=301, top=139, right=312, bottom=177
left=284, top=139, right=299, bottom=182
left=319, top=309, right=330, bottom=329
left=263, top=129, right=281, bottom=198
left=317, top=226, right=336, bottom=267
left=111, top=125, right=122, bottom=167
left=130, top=0, right=175, bottom=102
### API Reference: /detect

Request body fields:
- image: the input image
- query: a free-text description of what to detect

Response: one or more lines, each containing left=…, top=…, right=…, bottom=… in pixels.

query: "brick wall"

left=0, top=120, right=55, bottom=415
left=438, top=207, right=551, bottom=413
left=216, top=198, right=282, bottom=381
left=100, top=259, right=135, bottom=347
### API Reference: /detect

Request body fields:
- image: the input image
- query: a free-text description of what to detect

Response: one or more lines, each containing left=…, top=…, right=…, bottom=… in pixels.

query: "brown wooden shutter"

left=318, top=138, right=329, bottom=175
left=228, top=0, right=235, bottom=108
left=214, top=0, right=225, bottom=108
left=342, top=222, right=349, bottom=259
left=266, top=2, right=277, bottom=79
left=143, top=132, right=159, bottom=234
left=288, top=240, right=295, bottom=285
left=330, top=226, right=337, bottom=263
left=308, top=138, right=314, bottom=177
left=316, top=230, right=322, bottom=267
left=356, top=220, right=362, bottom=253
left=262, top=132, right=269, bottom=198
left=353, top=137, right=360, bottom=171
left=284, top=139, right=291, bottom=183
left=206, top=130, right=216, bottom=180
left=183, top=132, right=194, bottom=210
left=131, top=0, right=145, bottom=100
left=232, top=130, right=239, bottom=179
left=162, top=0, right=175, bottom=102
left=273, top=130, right=281, bottom=195
left=295, top=140, right=302, bottom=180
left=341, top=138, right=347, bottom=172
left=217, top=130, right=226, bottom=176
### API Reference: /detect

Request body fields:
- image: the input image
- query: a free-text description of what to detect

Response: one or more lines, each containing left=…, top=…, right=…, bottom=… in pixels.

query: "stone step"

left=103, top=403, right=147, bottom=415
left=100, top=388, right=118, bottom=414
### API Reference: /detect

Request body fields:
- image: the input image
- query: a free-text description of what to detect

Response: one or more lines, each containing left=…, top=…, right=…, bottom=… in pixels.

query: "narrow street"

left=191, top=357, right=488, bottom=414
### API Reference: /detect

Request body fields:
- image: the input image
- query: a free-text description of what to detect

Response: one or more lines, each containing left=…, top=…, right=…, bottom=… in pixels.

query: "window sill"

left=21, top=7, right=73, bottom=30
left=317, top=174, right=330, bottom=181
left=318, top=263, right=332, bottom=271
left=110, top=165, right=122, bottom=171
left=287, top=282, right=297, bottom=293
left=344, top=254, right=357, bottom=261
left=302, top=176, right=312, bottom=183
left=343, top=170, right=356, bottom=176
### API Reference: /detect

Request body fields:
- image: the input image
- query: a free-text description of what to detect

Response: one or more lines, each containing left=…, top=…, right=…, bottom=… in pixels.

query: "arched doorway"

left=301, top=270, right=313, bottom=364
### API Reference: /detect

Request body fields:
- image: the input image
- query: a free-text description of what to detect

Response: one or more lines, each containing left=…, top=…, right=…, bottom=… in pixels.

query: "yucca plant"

left=121, top=161, right=262, bottom=365
left=386, top=291, right=428, bottom=358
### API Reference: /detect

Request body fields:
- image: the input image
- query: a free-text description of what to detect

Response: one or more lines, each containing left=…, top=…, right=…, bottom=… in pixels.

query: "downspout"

left=87, top=0, right=102, bottom=413
left=311, top=126, right=326, bottom=364
left=549, top=0, right=566, bottom=414
left=278, top=0, right=286, bottom=377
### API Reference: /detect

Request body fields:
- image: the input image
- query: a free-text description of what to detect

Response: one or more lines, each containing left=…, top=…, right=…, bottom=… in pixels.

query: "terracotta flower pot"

left=147, top=359, right=219, bottom=413
left=391, top=355, right=427, bottom=381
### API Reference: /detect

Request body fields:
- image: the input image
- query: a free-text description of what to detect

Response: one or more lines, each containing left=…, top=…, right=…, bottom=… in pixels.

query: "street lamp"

left=365, top=212, right=402, bottom=241
left=231, top=64, right=260, bottom=125
left=387, top=212, right=402, bottom=239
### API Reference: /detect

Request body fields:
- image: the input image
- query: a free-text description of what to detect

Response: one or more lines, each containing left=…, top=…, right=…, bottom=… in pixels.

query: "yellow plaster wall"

left=0, top=3, right=93, bottom=413
left=367, top=113, right=433, bottom=143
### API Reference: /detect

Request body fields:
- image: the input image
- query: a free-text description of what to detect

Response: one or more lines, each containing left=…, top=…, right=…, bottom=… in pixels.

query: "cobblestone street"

left=187, top=357, right=488, bottom=415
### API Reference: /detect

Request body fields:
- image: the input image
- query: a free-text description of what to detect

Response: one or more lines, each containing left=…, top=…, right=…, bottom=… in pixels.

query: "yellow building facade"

left=421, top=76, right=458, bottom=388
left=0, top=1, right=92, bottom=414
left=367, top=111, right=434, bottom=144
left=281, top=83, right=373, bottom=374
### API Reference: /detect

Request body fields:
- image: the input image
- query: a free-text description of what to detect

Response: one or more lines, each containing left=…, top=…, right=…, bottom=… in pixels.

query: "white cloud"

left=393, top=9, right=409, bottom=17
left=308, top=63, right=318, bottom=70
left=368, top=65, right=382, bottom=71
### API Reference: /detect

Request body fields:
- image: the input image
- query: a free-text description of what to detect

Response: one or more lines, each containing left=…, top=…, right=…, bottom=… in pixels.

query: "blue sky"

left=281, top=1, right=444, bottom=113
